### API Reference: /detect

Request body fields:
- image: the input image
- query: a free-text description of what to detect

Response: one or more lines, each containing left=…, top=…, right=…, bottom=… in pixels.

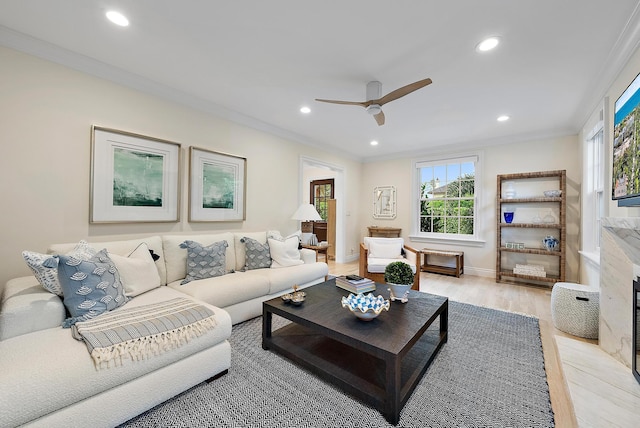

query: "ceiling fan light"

left=366, top=104, right=382, bottom=115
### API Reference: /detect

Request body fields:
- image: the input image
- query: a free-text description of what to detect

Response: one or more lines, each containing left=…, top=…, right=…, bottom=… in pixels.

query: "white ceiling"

left=2, top=1, right=640, bottom=161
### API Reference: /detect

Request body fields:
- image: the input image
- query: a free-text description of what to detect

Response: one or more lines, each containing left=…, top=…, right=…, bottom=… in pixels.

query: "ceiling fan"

left=315, top=78, right=432, bottom=126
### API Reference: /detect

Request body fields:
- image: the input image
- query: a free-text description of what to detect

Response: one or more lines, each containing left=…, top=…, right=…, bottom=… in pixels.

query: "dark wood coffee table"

left=262, top=279, right=448, bottom=425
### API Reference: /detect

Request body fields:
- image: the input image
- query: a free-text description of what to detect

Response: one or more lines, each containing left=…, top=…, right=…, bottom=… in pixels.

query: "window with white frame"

left=413, top=154, right=478, bottom=240
left=586, top=121, right=606, bottom=252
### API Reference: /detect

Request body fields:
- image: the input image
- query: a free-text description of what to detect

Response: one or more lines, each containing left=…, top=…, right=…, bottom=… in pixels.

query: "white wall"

left=578, top=36, right=640, bottom=286
left=0, top=46, right=362, bottom=287
left=359, top=135, right=581, bottom=281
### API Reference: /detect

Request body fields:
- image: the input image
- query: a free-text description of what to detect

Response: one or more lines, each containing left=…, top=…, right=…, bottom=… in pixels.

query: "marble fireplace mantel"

left=600, top=217, right=640, bottom=368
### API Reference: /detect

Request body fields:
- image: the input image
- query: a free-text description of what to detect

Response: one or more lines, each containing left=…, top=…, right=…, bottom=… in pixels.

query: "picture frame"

left=189, top=146, right=246, bottom=222
left=90, top=126, right=181, bottom=223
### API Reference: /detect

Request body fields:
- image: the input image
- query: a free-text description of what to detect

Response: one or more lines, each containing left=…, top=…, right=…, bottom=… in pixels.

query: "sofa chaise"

left=0, top=231, right=328, bottom=427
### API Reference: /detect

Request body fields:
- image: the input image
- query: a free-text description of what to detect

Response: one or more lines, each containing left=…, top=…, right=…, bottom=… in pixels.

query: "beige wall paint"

left=0, top=46, right=362, bottom=286
left=359, top=135, right=581, bottom=281
left=0, top=43, right=586, bottom=287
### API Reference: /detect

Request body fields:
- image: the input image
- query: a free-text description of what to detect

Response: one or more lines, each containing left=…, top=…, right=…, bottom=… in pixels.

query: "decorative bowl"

left=543, top=190, right=562, bottom=197
left=290, top=291, right=306, bottom=305
left=281, top=293, right=293, bottom=303
left=282, top=291, right=306, bottom=305
left=341, top=293, right=390, bottom=321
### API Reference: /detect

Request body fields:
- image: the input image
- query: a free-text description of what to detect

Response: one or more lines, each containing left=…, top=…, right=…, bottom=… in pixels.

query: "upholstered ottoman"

left=551, top=282, right=600, bottom=339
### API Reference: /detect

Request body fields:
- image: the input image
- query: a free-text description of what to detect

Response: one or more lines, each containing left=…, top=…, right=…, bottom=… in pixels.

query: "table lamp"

left=291, top=203, right=322, bottom=245
left=291, top=203, right=322, bottom=222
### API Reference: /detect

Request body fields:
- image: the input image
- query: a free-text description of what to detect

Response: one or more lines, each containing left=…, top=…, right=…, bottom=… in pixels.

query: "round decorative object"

left=503, top=181, right=516, bottom=199
left=282, top=286, right=306, bottom=305
left=290, top=295, right=305, bottom=306
left=503, top=212, right=514, bottom=223
left=388, top=283, right=410, bottom=303
left=542, top=235, right=559, bottom=251
left=281, top=293, right=292, bottom=303
left=551, top=282, right=599, bottom=339
left=341, top=293, right=390, bottom=321
left=543, top=190, right=562, bottom=197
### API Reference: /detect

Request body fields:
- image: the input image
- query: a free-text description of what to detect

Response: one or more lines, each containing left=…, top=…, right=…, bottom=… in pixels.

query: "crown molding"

left=0, top=25, right=362, bottom=163
left=575, top=2, right=640, bottom=128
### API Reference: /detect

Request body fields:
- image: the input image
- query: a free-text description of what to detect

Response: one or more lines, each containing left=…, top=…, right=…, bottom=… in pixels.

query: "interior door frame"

left=299, top=156, right=345, bottom=263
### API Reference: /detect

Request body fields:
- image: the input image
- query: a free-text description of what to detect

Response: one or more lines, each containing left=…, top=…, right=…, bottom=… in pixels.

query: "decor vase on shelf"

left=542, top=235, right=559, bottom=251
left=503, top=181, right=516, bottom=199
left=384, top=261, right=414, bottom=303
left=503, top=211, right=514, bottom=223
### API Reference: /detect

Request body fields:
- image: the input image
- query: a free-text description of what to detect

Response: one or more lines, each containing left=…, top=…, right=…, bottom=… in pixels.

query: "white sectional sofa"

left=0, top=231, right=328, bottom=428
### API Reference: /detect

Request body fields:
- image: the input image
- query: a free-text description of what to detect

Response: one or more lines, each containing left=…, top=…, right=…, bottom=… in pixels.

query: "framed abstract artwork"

left=188, top=146, right=246, bottom=222
left=90, top=126, right=181, bottom=223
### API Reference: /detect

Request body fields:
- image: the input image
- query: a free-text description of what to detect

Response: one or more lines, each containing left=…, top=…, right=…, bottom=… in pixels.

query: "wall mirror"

left=373, top=186, right=396, bottom=219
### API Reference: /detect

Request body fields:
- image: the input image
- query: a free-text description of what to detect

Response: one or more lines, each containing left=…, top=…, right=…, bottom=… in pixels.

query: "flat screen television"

left=613, top=72, right=640, bottom=206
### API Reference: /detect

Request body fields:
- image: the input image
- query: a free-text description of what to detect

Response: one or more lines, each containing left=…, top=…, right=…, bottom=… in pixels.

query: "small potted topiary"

left=384, top=261, right=414, bottom=303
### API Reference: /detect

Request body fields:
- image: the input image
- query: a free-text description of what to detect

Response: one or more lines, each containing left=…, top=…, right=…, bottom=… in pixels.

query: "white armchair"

left=358, top=237, right=420, bottom=290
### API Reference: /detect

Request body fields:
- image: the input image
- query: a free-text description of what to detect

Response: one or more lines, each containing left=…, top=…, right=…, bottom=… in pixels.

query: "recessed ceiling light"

left=477, top=37, right=500, bottom=52
left=370, top=140, right=379, bottom=146
left=300, top=106, right=311, bottom=114
left=497, top=115, right=510, bottom=122
left=106, top=11, right=129, bottom=27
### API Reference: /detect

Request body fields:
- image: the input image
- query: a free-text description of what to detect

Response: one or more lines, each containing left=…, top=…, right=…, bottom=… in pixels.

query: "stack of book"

left=335, top=275, right=376, bottom=294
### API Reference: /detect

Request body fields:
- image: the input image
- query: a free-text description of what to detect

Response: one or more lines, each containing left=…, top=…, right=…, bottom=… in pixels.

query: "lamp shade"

left=291, top=203, right=322, bottom=221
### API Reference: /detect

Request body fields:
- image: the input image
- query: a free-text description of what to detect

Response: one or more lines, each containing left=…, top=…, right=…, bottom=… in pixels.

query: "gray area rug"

left=120, top=301, right=554, bottom=427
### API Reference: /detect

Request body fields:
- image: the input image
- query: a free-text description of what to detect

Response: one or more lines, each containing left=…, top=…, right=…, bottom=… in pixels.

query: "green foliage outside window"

left=313, top=183, right=332, bottom=220
left=420, top=173, right=475, bottom=235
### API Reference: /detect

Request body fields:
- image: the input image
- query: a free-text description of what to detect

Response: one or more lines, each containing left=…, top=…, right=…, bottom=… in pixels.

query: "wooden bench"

left=419, top=249, right=464, bottom=278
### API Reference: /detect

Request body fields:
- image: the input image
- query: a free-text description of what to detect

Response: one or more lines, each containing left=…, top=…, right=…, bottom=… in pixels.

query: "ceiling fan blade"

left=375, top=78, right=432, bottom=106
left=315, top=98, right=367, bottom=107
left=374, top=110, right=385, bottom=126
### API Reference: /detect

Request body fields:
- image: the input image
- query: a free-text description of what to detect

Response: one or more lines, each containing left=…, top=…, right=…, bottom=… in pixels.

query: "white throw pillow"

left=267, top=230, right=302, bottom=241
left=268, top=236, right=304, bottom=268
left=368, top=240, right=403, bottom=259
left=22, top=240, right=97, bottom=296
left=109, top=243, right=161, bottom=297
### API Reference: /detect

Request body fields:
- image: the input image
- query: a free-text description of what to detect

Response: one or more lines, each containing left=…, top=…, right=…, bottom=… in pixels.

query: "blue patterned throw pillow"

left=22, top=240, right=97, bottom=296
left=240, top=237, right=271, bottom=271
left=43, top=249, right=129, bottom=328
left=180, top=240, right=228, bottom=285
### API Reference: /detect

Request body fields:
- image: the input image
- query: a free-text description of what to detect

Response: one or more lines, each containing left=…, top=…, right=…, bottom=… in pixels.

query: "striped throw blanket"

left=71, top=297, right=217, bottom=369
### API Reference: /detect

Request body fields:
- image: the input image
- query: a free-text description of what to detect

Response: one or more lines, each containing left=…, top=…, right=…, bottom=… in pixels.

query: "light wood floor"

left=328, top=260, right=640, bottom=428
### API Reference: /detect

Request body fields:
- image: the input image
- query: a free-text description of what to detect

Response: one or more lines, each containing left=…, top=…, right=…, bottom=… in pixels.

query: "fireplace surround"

left=601, top=217, right=640, bottom=369
left=634, top=279, right=640, bottom=384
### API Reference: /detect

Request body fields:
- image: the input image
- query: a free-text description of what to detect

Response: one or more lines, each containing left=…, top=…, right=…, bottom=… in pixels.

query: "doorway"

left=300, top=157, right=345, bottom=263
